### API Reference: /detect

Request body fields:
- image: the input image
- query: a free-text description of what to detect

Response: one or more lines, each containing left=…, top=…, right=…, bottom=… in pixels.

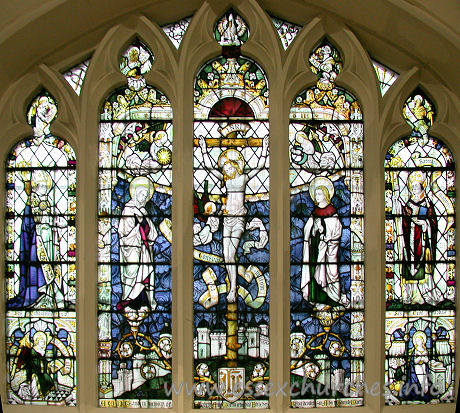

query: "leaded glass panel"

left=371, top=60, right=398, bottom=97
left=270, top=15, right=301, bottom=50
left=193, top=10, right=270, bottom=409
left=63, top=58, right=90, bottom=96
left=98, top=40, right=173, bottom=408
left=162, top=17, right=192, bottom=49
left=5, top=91, right=77, bottom=405
left=384, top=91, right=456, bottom=405
left=290, top=41, right=364, bottom=408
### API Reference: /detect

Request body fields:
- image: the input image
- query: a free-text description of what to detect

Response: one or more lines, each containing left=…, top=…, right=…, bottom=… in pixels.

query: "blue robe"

left=7, top=204, right=45, bottom=308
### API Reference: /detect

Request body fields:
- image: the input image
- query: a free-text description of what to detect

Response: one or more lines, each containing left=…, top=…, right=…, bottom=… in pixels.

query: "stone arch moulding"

left=283, top=18, right=380, bottom=124
left=83, top=19, right=179, bottom=117
left=381, top=80, right=460, bottom=158
left=0, top=1, right=459, bottom=413
left=0, top=69, right=80, bottom=157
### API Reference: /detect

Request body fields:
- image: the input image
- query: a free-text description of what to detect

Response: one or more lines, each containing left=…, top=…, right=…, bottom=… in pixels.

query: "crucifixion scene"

left=193, top=10, right=270, bottom=409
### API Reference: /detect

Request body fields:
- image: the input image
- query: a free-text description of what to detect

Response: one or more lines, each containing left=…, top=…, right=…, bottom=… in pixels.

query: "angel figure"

left=403, top=95, right=433, bottom=145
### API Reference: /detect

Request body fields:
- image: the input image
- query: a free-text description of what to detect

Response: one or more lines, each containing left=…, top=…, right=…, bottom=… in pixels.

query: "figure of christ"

left=301, top=176, right=349, bottom=308
left=198, top=135, right=269, bottom=303
left=117, top=176, right=157, bottom=312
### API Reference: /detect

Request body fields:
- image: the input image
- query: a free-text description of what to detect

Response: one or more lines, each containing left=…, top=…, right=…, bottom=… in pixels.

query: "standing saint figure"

left=393, top=171, right=442, bottom=305
left=117, top=176, right=157, bottom=312
left=198, top=135, right=269, bottom=303
left=301, top=177, right=349, bottom=308
left=9, top=170, right=66, bottom=309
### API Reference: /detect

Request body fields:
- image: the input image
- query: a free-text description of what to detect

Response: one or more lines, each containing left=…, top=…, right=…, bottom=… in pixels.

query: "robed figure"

left=117, top=176, right=157, bottom=312
left=393, top=171, right=442, bottom=305
left=301, top=177, right=349, bottom=308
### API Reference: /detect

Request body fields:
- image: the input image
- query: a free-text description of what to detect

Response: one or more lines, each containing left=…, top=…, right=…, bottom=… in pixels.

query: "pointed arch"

left=97, top=39, right=173, bottom=408
left=384, top=89, right=456, bottom=405
left=5, top=90, right=77, bottom=405
left=289, top=39, right=365, bottom=407
left=192, top=8, right=270, bottom=408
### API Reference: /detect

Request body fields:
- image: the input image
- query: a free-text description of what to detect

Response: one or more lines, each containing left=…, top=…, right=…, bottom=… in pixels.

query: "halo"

left=129, top=176, right=154, bottom=201
left=218, top=148, right=244, bottom=170
left=309, top=176, right=334, bottom=203
left=412, top=331, right=427, bottom=344
left=295, top=131, right=315, bottom=155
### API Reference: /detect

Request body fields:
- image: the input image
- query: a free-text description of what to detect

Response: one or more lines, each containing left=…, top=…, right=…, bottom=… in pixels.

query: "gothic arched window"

left=97, top=40, right=173, bottom=408
left=289, top=40, right=365, bottom=408
left=193, top=9, right=270, bottom=408
left=5, top=91, right=77, bottom=405
left=384, top=91, right=456, bottom=405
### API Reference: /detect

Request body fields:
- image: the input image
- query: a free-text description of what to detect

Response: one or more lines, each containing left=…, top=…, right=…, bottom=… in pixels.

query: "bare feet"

left=227, top=288, right=237, bottom=303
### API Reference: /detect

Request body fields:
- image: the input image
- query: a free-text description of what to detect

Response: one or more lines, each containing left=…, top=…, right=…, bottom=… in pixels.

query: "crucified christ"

left=198, top=135, right=269, bottom=303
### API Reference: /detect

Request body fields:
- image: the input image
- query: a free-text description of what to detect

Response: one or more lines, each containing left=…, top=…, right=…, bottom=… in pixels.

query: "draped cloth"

left=8, top=204, right=46, bottom=308
left=117, top=200, right=157, bottom=311
left=301, top=204, right=348, bottom=307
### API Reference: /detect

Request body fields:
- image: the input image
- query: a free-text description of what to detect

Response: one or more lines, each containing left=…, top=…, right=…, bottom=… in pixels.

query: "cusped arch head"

left=214, top=8, right=249, bottom=47
left=194, top=55, right=269, bottom=120
left=26, top=90, right=58, bottom=137
left=403, top=89, right=436, bottom=141
left=101, top=39, right=172, bottom=122
left=290, top=39, right=361, bottom=121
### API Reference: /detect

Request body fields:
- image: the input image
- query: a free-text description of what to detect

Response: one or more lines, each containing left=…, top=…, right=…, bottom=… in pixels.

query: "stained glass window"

left=98, top=39, right=173, bottom=408
left=289, top=40, right=364, bottom=408
left=384, top=91, right=455, bottom=405
left=5, top=91, right=77, bottom=405
left=270, top=15, right=302, bottom=50
left=193, top=9, right=270, bottom=409
left=162, top=17, right=192, bottom=49
left=372, top=60, right=398, bottom=97
left=63, top=58, right=90, bottom=96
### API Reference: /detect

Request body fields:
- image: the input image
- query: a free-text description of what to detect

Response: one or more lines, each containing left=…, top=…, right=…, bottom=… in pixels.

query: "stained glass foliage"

left=371, top=60, right=398, bottom=96
left=214, top=9, right=249, bottom=47
left=161, top=17, right=192, bottom=49
left=384, top=91, right=455, bottom=405
left=98, top=40, right=173, bottom=408
left=289, top=41, right=364, bottom=408
left=193, top=13, right=269, bottom=407
left=270, top=15, right=302, bottom=50
left=5, top=91, right=77, bottom=405
left=63, top=58, right=90, bottom=96
left=291, top=41, right=362, bottom=122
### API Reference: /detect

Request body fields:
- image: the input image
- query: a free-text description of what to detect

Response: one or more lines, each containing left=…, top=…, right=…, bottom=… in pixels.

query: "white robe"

left=301, top=211, right=348, bottom=307
left=118, top=200, right=157, bottom=309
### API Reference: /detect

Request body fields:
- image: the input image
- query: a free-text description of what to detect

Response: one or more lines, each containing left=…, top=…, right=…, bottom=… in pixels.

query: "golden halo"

left=412, top=331, right=427, bottom=344
left=309, top=176, right=334, bottom=203
left=217, top=148, right=244, bottom=170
